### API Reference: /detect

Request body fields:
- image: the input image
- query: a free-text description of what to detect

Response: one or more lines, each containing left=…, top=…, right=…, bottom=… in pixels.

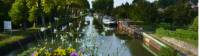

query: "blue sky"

left=87, top=0, right=156, bottom=8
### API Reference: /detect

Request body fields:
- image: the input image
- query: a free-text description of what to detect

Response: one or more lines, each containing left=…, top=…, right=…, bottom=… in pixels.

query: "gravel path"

left=161, top=37, right=198, bottom=56
left=149, top=33, right=198, bottom=56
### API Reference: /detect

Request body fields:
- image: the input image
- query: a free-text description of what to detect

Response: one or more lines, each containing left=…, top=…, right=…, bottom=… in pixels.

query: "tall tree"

left=129, top=0, right=159, bottom=24
left=9, top=0, right=29, bottom=29
left=157, top=0, right=176, bottom=8
left=26, top=0, right=40, bottom=27
left=160, top=0, right=197, bottom=28
left=112, top=3, right=131, bottom=19
left=0, top=0, right=15, bottom=18
left=92, top=0, right=113, bottom=14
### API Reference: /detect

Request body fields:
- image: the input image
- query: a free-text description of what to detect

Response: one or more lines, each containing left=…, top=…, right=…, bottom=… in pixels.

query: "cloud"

left=114, top=0, right=133, bottom=8
left=88, top=0, right=156, bottom=8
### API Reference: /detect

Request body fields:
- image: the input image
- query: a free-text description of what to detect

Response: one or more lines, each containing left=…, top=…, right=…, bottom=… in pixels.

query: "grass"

left=0, top=29, right=38, bottom=46
left=0, top=34, right=10, bottom=41
left=155, top=27, right=198, bottom=47
left=158, top=47, right=178, bottom=56
left=0, top=35, right=24, bottom=46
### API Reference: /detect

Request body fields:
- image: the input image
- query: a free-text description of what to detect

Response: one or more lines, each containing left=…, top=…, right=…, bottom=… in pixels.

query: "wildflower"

left=70, top=52, right=79, bottom=56
left=67, top=47, right=76, bottom=53
left=54, top=48, right=66, bottom=55
left=38, top=47, right=46, bottom=54
left=31, top=51, right=38, bottom=56
left=45, top=50, right=51, bottom=56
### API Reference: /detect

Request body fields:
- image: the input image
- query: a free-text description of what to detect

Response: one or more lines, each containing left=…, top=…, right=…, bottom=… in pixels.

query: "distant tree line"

left=92, top=0, right=113, bottom=15
left=110, top=0, right=198, bottom=31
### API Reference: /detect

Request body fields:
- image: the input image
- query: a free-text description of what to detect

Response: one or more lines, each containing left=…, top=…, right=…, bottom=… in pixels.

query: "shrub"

left=158, top=47, right=177, bottom=56
left=158, top=23, right=172, bottom=29
left=155, top=27, right=168, bottom=36
left=175, top=29, right=198, bottom=40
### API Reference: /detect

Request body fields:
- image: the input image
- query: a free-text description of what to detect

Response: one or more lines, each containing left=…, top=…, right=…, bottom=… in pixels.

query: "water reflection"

left=80, top=15, right=132, bottom=56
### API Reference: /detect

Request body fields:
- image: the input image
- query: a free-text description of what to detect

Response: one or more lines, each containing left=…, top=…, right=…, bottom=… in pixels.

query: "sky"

left=87, top=0, right=156, bottom=8
left=87, top=0, right=94, bottom=8
left=114, top=0, right=133, bottom=8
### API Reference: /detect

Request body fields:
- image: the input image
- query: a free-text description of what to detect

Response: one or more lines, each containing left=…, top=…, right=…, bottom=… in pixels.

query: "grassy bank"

left=0, top=35, right=24, bottom=46
left=0, top=29, right=38, bottom=46
left=155, top=28, right=198, bottom=47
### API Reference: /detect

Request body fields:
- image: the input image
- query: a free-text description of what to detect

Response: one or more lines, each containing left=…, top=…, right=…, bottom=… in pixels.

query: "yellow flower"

left=67, top=47, right=76, bottom=53
left=32, top=51, right=39, bottom=56
left=54, top=48, right=66, bottom=56
left=38, top=47, right=46, bottom=54
left=45, top=50, right=51, bottom=56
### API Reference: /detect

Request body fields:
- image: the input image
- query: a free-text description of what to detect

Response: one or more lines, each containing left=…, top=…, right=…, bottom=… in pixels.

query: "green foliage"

left=127, top=0, right=159, bottom=24
left=175, top=29, right=198, bottom=40
left=0, top=34, right=10, bottom=41
left=0, top=0, right=14, bottom=18
left=18, top=47, right=82, bottom=56
left=160, top=0, right=197, bottom=27
left=191, top=16, right=198, bottom=31
left=112, top=0, right=197, bottom=29
left=28, top=5, right=38, bottom=22
left=93, top=0, right=113, bottom=14
left=9, top=0, right=29, bottom=25
left=158, top=47, right=177, bottom=56
left=158, top=23, right=172, bottom=29
left=157, top=0, right=176, bottom=8
left=112, top=3, right=130, bottom=19
left=7, top=0, right=89, bottom=28
left=155, top=27, right=198, bottom=46
left=0, top=36, right=24, bottom=46
left=155, top=27, right=168, bottom=36
left=41, top=0, right=54, bottom=15
left=156, top=27, right=198, bottom=40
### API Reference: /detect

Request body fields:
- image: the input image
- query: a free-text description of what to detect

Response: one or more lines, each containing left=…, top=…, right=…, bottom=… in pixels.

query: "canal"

left=7, top=15, right=153, bottom=56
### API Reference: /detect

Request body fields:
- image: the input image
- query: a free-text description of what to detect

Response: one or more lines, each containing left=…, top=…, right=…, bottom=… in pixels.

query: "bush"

left=175, top=29, right=198, bottom=40
left=155, top=27, right=170, bottom=36
left=158, top=23, right=172, bottom=29
left=158, top=47, right=177, bottom=56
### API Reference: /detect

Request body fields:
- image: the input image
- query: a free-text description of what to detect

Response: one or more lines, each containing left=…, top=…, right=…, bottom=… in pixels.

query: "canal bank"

left=116, top=20, right=198, bottom=56
left=149, top=34, right=198, bottom=56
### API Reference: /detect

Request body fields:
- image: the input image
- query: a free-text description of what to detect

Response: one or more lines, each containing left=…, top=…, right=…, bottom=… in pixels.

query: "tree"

left=129, top=0, right=159, bottom=24
left=93, top=0, right=113, bottom=14
left=0, top=0, right=15, bottom=18
left=112, top=3, right=131, bottom=19
left=8, top=0, right=90, bottom=28
left=28, top=5, right=38, bottom=27
left=157, top=0, right=176, bottom=8
left=160, top=0, right=197, bottom=28
left=52, top=0, right=89, bottom=18
left=9, top=0, right=29, bottom=29
left=0, top=0, right=14, bottom=13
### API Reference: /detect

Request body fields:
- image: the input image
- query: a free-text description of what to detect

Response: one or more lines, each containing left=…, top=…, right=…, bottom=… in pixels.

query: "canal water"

left=7, top=15, right=153, bottom=56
